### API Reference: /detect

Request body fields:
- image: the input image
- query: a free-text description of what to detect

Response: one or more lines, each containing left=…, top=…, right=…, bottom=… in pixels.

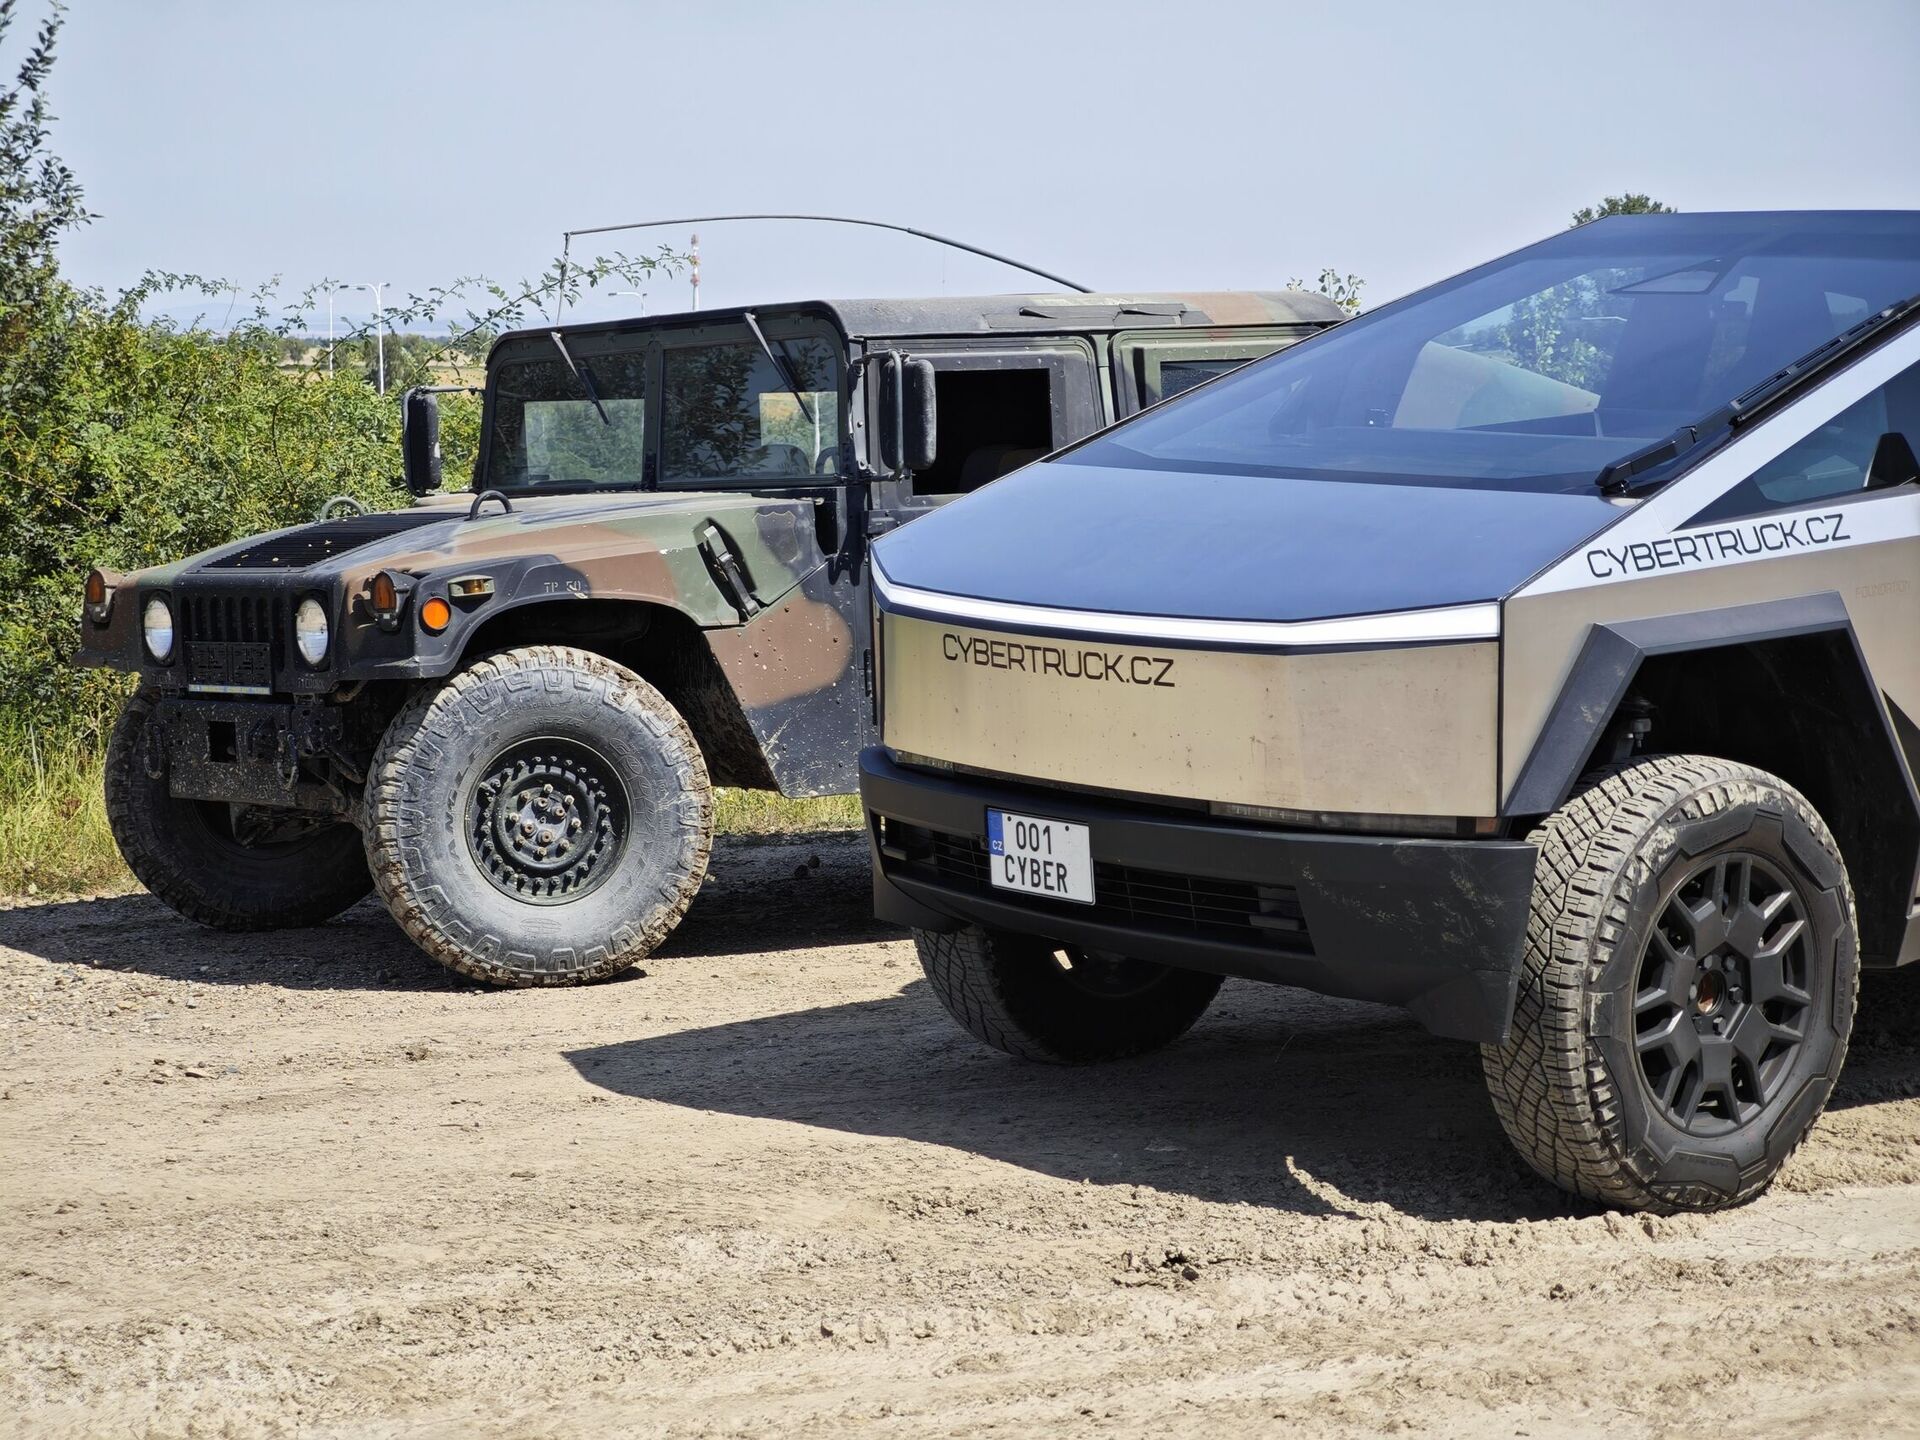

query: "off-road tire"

left=364, top=645, right=712, bottom=987
left=1484, top=754, right=1858, bottom=1213
left=916, top=924, right=1224, bottom=1063
left=103, top=691, right=372, bottom=930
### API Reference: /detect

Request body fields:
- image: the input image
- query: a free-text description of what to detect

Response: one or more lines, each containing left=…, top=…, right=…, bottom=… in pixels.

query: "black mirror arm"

left=1866, top=431, right=1920, bottom=491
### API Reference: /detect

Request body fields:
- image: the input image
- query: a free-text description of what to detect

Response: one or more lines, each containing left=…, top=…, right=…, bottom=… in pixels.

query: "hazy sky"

left=46, top=0, right=1920, bottom=329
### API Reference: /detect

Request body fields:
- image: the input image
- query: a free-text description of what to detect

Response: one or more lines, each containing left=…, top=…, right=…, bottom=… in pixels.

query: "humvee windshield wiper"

left=742, top=310, right=816, bottom=426
left=1595, top=290, right=1920, bottom=498
left=548, top=330, right=612, bottom=426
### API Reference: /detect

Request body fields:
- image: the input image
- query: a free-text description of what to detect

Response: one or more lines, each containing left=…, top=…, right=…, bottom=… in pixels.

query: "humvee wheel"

left=915, top=924, right=1223, bottom=1063
left=364, top=645, right=712, bottom=986
left=103, top=692, right=372, bottom=930
left=1484, top=755, right=1858, bottom=1213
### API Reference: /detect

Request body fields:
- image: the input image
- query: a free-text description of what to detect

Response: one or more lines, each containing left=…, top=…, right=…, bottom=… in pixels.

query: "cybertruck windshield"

left=1061, top=212, right=1920, bottom=494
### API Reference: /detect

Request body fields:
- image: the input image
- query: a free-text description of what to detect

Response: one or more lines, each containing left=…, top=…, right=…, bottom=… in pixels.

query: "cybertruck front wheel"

left=916, top=924, right=1223, bottom=1063
left=365, top=646, right=712, bottom=986
left=1484, top=754, right=1857, bottom=1213
left=104, top=692, right=372, bottom=930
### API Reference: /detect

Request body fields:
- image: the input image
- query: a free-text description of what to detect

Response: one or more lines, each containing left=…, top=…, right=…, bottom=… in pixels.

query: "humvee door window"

left=1158, top=358, right=1247, bottom=400
left=1690, top=359, right=1920, bottom=524
left=1060, top=215, right=1920, bottom=494
left=485, top=351, right=647, bottom=489
left=661, top=338, right=841, bottom=484
left=911, top=368, right=1053, bottom=495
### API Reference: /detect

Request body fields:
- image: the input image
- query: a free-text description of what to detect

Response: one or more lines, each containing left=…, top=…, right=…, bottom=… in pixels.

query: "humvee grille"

left=886, top=821, right=1311, bottom=952
left=204, top=513, right=446, bottom=570
left=182, top=593, right=280, bottom=694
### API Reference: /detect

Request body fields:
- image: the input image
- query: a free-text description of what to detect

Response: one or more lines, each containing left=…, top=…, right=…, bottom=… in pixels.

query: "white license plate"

left=987, top=809, right=1094, bottom=905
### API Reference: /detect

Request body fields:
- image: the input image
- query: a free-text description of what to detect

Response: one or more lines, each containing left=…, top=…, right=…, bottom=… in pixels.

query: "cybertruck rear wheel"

left=104, top=692, right=372, bottom=930
left=365, top=646, right=712, bottom=986
left=1484, top=754, right=1857, bottom=1213
left=916, top=924, right=1223, bottom=1063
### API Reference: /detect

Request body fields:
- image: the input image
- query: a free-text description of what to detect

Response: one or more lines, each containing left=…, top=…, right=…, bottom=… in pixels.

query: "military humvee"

left=76, top=290, right=1344, bottom=984
left=860, top=212, right=1920, bottom=1212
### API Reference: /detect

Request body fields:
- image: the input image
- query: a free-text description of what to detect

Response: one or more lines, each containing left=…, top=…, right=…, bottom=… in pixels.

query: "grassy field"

left=0, top=730, right=862, bottom=899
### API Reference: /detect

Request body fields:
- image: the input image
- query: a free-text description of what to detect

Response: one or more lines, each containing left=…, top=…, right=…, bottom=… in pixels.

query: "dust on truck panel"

left=860, top=210, right=1920, bottom=1215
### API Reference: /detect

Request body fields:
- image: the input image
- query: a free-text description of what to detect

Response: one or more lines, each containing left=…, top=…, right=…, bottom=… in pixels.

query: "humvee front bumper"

left=859, top=748, right=1540, bottom=1044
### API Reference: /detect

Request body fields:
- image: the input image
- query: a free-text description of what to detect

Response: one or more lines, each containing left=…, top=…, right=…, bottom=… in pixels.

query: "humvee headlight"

left=141, top=596, right=174, bottom=663
left=84, top=568, right=118, bottom=625
left=294, top=596, right=331, bottom=666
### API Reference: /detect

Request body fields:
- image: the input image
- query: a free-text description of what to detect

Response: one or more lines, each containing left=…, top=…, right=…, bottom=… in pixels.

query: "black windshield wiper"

left=1596, top=290, right=1920, bottom=498
left=742, top=310, right=816, bottom=426
left=548, top=329, right=612, bottom=426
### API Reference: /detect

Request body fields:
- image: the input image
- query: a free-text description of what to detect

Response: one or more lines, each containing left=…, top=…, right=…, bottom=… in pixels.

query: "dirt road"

left=5, top=832, right=1920, bottom=1438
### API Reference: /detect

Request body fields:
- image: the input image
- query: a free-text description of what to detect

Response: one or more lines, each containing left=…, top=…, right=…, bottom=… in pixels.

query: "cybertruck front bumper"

left=860, top=748, right=1540, bottom=1044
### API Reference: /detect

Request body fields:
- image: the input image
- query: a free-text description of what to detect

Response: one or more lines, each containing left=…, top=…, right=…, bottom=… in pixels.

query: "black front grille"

left=182, top=593, right=279, bottom=691
left=204, top=512, right=446, bottom=571
left=889, top=821, right=1311, bottom=952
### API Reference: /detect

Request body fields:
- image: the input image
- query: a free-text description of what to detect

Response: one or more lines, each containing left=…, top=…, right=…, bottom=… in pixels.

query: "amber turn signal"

left=83, top=568, right=119, bottom=624
left=370, top=571, right=398, bottom=615
left=419, top=596, right=453, bottom=633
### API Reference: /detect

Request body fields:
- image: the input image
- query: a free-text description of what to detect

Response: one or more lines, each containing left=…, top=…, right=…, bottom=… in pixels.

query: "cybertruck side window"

left=660, top=337, right=842, bottom=486
left=484, top=351, right=647, bottom=489
left=1690, top=357, right=1920, bottom=524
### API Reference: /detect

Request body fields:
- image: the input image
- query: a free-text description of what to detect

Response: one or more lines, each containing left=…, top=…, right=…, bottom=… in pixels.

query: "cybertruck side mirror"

left=877, top=355, right=937, bottom=476
left=401, top=388, right=443, bottom=495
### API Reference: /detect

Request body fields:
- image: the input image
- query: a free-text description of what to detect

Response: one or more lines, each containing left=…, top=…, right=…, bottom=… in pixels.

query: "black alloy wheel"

left=1632, top=851, right=1817, bottom=1136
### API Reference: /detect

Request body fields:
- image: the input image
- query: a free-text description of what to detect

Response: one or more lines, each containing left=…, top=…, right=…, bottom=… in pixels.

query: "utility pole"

left=690, top=232, right=700, bottom=311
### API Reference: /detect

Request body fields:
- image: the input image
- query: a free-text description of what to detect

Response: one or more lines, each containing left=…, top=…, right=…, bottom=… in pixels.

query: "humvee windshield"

left=659, top=336, right=841, bottom=484
left=480, top=332, right=842, bottom=492
left=1063, top=213, right=1920, bottom=494
left=483, top=347, right=648, bottom=490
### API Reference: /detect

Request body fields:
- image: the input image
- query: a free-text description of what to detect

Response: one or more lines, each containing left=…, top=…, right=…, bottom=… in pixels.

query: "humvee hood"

left=873, top=461, right=1625, bottom=624
left=175, top=490, right=814, bottom=581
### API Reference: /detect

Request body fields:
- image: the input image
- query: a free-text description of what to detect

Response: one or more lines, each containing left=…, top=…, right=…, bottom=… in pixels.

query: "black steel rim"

left=1633, top=850, right=1815, bottom=1137
left=466, top=738, right=629, bottom=905
left=1052, top=947, right=1168, bottom=1000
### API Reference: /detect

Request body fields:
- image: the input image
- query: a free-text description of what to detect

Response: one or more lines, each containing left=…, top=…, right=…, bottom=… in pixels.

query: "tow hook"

left=142, top=715, right=168, bottom=781
left=275, top=730, right=300, bottom=792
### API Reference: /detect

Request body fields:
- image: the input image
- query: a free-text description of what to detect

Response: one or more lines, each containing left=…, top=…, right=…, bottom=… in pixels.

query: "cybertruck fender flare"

left=1504, top=591, right=1920, bottom=965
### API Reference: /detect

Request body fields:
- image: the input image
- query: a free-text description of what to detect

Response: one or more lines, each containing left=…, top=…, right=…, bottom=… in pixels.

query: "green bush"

left=0, top=293, right=489, bottom=735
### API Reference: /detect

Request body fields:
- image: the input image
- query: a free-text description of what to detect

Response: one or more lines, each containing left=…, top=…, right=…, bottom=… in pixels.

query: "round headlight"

left=142, top=596, right=174, bottom=663
left=294, top=597, right=330, bottom=666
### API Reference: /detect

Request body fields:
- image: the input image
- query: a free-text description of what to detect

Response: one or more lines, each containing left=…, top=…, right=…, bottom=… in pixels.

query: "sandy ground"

left=4, top=831, right=1920, bottom=1439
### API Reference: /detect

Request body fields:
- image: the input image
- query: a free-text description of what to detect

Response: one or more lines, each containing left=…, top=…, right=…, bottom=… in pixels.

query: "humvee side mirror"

left=402, top=388, right=443, bottom=495
left=878, top=356, right=937, bottom=475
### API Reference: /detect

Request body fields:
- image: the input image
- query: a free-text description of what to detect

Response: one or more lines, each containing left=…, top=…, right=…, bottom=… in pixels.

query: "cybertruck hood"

left=872, top=460, right=1625, bottom=624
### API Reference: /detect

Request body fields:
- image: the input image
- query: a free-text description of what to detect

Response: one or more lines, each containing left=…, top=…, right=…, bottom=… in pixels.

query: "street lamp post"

left=609, top=289, right=648, bottom=315
left=342, top=280, right=391, bottom=393
left=325, top=282, right=351, bottom=375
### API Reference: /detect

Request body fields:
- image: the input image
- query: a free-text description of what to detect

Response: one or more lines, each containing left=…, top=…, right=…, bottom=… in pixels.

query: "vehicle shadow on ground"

left=569, top=967, right=1920, bottom=1223
left=0, top=832, right=886, bottom=992
left=567, top=979, right=1559, bottom=1222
